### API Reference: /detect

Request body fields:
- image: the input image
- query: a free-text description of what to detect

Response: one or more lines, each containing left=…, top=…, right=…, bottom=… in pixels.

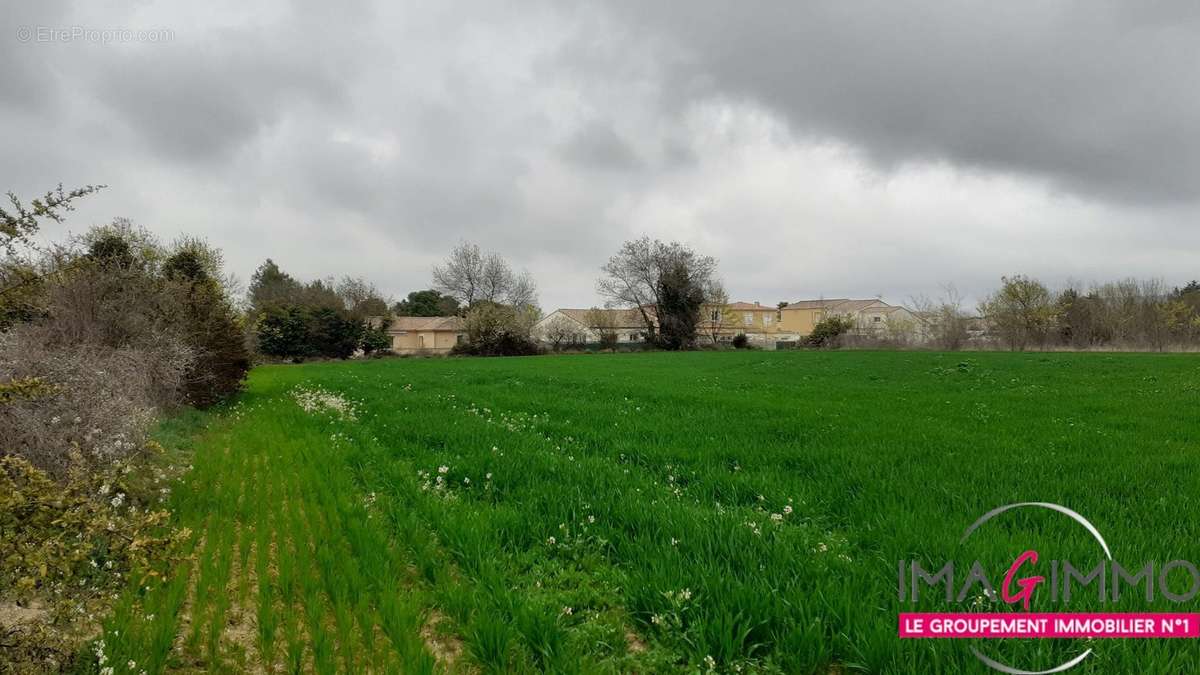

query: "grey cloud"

left=4, top=0, right=1200, bottom=314
left=596, top=0, right=1200, bottom=204
left=90, top=35, right=352, bottom=164
left=560, top=121, right=642, bottom=170
left=0, top=0, right=75, bottom=116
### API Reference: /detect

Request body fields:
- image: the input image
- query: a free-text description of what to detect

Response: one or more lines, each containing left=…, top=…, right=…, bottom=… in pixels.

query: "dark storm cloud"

left=598, top=0, right=1200, bottom=204
left=3, top=0, right=1200, bottom=313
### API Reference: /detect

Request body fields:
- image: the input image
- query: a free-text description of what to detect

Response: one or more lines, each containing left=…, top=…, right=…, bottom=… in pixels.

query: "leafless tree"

left=335, top=275, right=389, bottom=319
left=699, top=283, right=734, bottom=344
left=911, top=284, right=970, bottom=350
left=883, top=315, right=918, bottom=346
left=538, top=314, right=579, bottom=351
left=1085, top=278, right=1179, bottom=350
left=433, top=241, right=538, bottom=310
left=584, top=307, right=620, bottom=348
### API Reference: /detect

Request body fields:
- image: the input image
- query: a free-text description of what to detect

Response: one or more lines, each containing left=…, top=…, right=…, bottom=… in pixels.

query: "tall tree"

left=247, top=259, right=302, bottom=317
left=596, top=236, right=719, bottom=346
left=298, top=278, right=343, bottom=311
left=656, top=261, right=706, bottom=350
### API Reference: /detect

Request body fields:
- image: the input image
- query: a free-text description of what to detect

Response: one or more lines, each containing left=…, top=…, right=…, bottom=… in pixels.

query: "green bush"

left=807, top=315, right=856, bottom=348
left=360, top=320, right=392, bottom=355
left=255, top=306, right=366, bottom=360
left=454, top=302, right=542, bottom=356
left=0, top=452, right=191, bottom=671
left=163, top=246, right=250, bottom=407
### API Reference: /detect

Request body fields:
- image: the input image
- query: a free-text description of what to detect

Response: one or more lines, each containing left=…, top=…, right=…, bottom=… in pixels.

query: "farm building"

left=382, top=316, right=466, bottom=354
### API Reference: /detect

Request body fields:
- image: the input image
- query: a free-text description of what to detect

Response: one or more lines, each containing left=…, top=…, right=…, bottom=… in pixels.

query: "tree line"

left=978, top=275, right=1200, bottom=351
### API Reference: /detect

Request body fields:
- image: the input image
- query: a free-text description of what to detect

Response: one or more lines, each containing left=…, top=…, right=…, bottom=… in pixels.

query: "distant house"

left=778, top=299, right=918, bottom=339
left=533, top=308, right=651, bottom=345
left=538, top=298, right=918, bottom=347
left=700, top=301, right=785, bottom=344
left=382, top=316, right=466, bottom=354
left=539, top=301, right=784, bottom=346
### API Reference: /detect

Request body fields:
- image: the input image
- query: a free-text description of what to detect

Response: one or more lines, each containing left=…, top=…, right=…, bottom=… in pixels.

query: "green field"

left=96, top=351, right=1200, bottom=673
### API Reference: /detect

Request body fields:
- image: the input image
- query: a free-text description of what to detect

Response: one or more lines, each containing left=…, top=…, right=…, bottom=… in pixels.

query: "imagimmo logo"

left=898, top=502, right=1200, bottom=673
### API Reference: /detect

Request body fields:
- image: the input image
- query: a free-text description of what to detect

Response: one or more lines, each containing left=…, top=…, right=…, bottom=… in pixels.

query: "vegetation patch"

left=77, top=349, right=1200, bottom=673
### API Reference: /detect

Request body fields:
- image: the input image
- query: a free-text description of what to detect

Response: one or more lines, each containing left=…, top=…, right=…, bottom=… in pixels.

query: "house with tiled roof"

left=381, top=315, right=466, bottom=354
left=699, top=301, right=783, bottom=344
left=533, top=308, right=653, bottom=345
left=778, top=298, right=918, bottom=338
left=535, top=297, right=918, bottom=347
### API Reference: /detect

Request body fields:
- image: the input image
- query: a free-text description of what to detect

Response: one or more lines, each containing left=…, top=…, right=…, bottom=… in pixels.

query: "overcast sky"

left=4, top=0, right=1200, bottom=310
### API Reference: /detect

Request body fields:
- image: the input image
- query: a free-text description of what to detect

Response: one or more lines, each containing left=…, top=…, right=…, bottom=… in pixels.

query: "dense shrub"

left=245, top=260, right=391, bottom=360
left=254, top=305, right=365, bottom=360
left=807, top=315, right=856, bottom=348
left=255, top=306, right=310, bottom=359
left=452, top=333, right=542, bottom=356
left=0, top=452, right=191, bottom=671
left=162, top=246, right=250, bottom=406
left=0, top=221, right=247, bottom=472
left=308, top=307, right=364, bottom=358
left=0, top=193, right=205, bottom=668
left=0, top=330, right=188, bottom=476
left=360, top=318, right=392, bottom=355
left=455, top=302, right=542, bottom=356
left=731, top=333, right=749, bottom=349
